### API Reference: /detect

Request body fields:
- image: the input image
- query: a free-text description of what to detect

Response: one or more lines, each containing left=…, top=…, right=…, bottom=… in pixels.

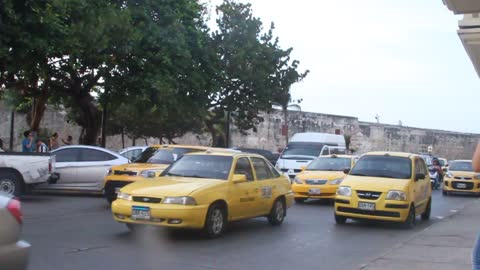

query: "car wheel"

left=203, top=203, right=227, bottom=238
left=294, top=198, right=306, bottom=204
left=334, top=214, right=347, bottom=225
left=0, top=172, right=22, bottom=196
left=106, top=192, right=116, bottom=204
left=421, top=199, right=431, bottom=221
left=402, top=205, right=416, bottom=229
left=268, top=198, right=286, bottom=226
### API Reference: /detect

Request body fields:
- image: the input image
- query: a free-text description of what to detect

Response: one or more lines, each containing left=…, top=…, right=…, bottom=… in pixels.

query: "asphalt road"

left=21, top=190, right=476, bottom=270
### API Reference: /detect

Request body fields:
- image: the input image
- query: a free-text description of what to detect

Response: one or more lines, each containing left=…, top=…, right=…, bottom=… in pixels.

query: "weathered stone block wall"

left=0, top=103, right=478, bottom=160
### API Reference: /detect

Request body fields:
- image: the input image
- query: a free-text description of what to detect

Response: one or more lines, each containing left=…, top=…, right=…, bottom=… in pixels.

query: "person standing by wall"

left=62, top=135, right=73, bottom=146
left=50, top=132, right=60, bottom=150
left=22, top=131, right=35, bottom=153
left=36, top=138, right=49, bottom=153
left=472, top=143, right=480, bottom=270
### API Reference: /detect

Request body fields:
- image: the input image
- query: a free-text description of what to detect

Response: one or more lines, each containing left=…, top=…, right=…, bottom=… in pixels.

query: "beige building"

left=444, top=0, right=480, bottom=76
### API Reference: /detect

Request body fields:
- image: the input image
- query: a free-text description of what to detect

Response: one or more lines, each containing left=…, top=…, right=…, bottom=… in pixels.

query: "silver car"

left=0, top=193, right=30, bottom=270
left=36, top=145, right=129, bottom=193
left=118, top=146, right=148, bottom=162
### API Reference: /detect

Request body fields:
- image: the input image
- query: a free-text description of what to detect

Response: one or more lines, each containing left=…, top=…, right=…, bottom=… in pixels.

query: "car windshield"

left=307, top=157, right=351, bottom=171
left=161, top=155, right=233, bottom=180
left=350, top=155, right=412, bottom=179
left=449, top=161, right=473, bottom=172
left=439, top=159, right=446, bottom=167
left=281, top=142, right=327, bottom=159
left=133, top=147, right=202, bottom=164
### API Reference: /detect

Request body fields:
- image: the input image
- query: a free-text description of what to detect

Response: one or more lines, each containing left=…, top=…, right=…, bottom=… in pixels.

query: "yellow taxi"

left=334, top=152, right=431, bottom=228
left=292, top=155, right=356, bottom=203
left=103, top=145, right=212, bottom=203
left=443, top=160, right=480, bottom=196
left=111, top=151, right=294, bottom=238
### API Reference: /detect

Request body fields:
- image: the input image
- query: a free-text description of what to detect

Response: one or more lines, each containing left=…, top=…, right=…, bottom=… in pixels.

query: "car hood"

left=297, top=170, right=345, bottom=180
left=110, top=163, right=170, bottom=172
left=342, top=175, right=409, bottom=192
left=120, top=177, right=223, bottom=197
left=448, top=171, right=477, bottom=178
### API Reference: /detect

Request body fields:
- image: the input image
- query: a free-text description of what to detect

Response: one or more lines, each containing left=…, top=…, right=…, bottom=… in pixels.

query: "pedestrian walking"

left=22, top=131, right=35, bottom=153
left=50, top=132, right=60, bottom=150
left=472, top=142, right=480, bottom=270
left=0, top=138, right=4, bottom=152
left=62, top=135, right=73, bottom=146
left=36, top=138, right=49, bottom=153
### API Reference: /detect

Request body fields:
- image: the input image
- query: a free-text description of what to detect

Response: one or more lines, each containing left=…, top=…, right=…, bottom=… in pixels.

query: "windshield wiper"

left=166, top=173, right=184, bottom=177
left=182, top=175, right=209, bottom=179
left=350, top=173, right=368, bottom=176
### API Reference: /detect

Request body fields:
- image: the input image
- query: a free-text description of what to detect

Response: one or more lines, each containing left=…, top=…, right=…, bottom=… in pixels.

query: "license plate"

left=456, top=183, right=467, bottom=189
left=309, top=188, right=321, bottom=195
left=358, top=202, right=375, bottom=211
left=131, top=206, right=151, bottom=220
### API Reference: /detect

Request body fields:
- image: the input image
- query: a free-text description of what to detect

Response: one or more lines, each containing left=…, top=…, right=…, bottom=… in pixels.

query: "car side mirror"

left=300, top=166, right=307, bottom=172
left=415, top=173, right=425, bottom=181
left=232, top=174, right=247, bottom=184
left=343, top=168, right=351, bottom=174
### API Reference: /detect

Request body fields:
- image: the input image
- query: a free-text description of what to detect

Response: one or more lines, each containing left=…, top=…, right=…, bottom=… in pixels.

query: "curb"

left=358, top=197, right=480, bottom=269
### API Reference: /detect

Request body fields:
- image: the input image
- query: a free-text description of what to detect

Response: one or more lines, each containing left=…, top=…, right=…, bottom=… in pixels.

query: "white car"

left=0, top=193, right=30, bottom=270
left=36, top=145, right=129, bottom=193
left=118, top=146, right=147, bottom=161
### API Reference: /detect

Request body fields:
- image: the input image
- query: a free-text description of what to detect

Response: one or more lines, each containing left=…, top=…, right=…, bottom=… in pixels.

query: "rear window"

left=281, top=142, right=330, bottom=159
left=134, top=147, right=202, bottom=164
left=449, top=161, right=473, bottom=172
left=162, top=155, right=233, bottom=180
left=350, top=155, right=412, bottom=179
left=307, top=157, right=351, bottom=171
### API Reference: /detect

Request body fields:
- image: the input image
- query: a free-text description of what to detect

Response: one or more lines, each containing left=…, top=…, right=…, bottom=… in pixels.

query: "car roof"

left=318, top=154, right=354, bottom=159
left=362, top=151, right=416, bottom=158
left=147, top=144, right=213, bottom=150
left=186, top=150, right=264, bottom=158
left=53, top=145, right=125, bottom=158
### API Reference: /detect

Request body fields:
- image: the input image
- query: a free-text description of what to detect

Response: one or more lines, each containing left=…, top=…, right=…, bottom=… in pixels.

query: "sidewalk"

left=362, top=199, right=480, bottom=270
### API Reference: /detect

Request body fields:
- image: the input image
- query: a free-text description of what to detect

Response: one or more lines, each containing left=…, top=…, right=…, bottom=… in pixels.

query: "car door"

left=251, top=157, right=277, bottom=214
left=76, top=148, right=120, bottom=190
left=52, top=148, right=81, bottom=186
left=413, top=158, right=429, bottom=213
left=228, top=157, right=262, bottom=220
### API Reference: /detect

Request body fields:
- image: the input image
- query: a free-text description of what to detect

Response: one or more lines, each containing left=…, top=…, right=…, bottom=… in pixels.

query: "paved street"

left=22, top=190, right=476, bottom=270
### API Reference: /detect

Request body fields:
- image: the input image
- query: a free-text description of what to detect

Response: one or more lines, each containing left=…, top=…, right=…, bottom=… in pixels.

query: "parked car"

left=443, top=160, right=480, bottom=196
left=0, top=193, right=30, bottom=270
left=35, top=145, right=129, bottom=193
left=0, top=152, right=55, bottom=196
left=334, top=152, right=431, bottom=228
left=292, top=155, right=357, bottom=203
left=233, top=147, right=279, bottom=164
left=119, top=146, right=148, bottom=162
left=111, top=150, right=294, bottom=238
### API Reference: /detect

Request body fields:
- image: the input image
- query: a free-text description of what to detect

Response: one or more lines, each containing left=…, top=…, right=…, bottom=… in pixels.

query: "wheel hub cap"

left=276, top=201, right=284, bottom=221
left=211, top=209, right=223, bottom=234
left=0, top=179, right=15, bottom=194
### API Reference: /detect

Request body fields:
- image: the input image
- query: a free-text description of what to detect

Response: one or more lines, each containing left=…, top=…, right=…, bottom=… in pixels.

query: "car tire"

left=203, top=203, right=227, bottom=238
left=0, top=171, right=22, bottom=196
left=268, top=198, right=286, bottom=226
left=295, top=198, right=306, bottom=204
left=421, top=198, right=431, bottom=221
left=106, top=193, right=116, bottom=204
left=402, top=204, right=416, bottom=229
left=334, top=214, right=347, bottom=225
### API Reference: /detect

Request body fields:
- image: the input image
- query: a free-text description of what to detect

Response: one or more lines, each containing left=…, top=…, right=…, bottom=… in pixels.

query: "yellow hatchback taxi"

left=103, top=145, right=211, bottom=203
left=443, top=160, right=480, bottom=196
left=334, top=152, right=431, bottom=228
left=292, top=155, right=356, bottom=203
left=111, top=151, right=294, bottom=238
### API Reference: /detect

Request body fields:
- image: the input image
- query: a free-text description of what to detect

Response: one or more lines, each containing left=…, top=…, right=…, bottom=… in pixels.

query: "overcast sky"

left=209, top=0, right=480, bottom=133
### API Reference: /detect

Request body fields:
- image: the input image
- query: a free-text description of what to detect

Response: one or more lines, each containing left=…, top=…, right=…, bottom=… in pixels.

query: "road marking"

left=450, top=209, right=458, bottom=213
left=436, top=216, right=444, bottom=220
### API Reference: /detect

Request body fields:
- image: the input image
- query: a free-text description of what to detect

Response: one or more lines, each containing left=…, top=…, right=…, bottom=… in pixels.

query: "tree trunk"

left=74, top=94, right=101, bottom=145
left=283, top=106, right=289, bottom=144
left=30, top=90, right=48, bottom=133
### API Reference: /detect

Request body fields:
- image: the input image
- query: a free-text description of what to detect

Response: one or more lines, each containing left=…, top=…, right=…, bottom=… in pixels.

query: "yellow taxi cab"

left=103, top=145, right=212, bottom=203
left=111, top=150, right=294, bottom=238
left=443, top=160, right=480, bottom=196
left=334, top=152, right=431, bottom=228
left=292, top=155, right=356, bottom=203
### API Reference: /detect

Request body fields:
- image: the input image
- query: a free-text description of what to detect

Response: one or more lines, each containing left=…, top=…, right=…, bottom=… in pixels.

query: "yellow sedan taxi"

left=334, top=152, right=431, bottom=228
left=103, top=145, right=211, bottom=203
left=443, top=160, right=480, bottom=196
left=111, top=151, right=294, bottom=238
left=292, top=155, right=356, bottom=203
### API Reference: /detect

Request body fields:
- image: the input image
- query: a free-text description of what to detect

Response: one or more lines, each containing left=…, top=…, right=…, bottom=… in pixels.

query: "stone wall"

left=0, top=103, right=478, bottom=160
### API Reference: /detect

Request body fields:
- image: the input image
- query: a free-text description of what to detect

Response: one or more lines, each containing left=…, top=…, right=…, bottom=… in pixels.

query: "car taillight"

left=7, top=198, right=22, bottom=224
left=48, top=158, right=52, bottom=173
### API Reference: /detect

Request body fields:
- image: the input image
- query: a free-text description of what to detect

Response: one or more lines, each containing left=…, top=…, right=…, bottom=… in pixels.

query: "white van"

left=276, top=132, right=346, bottom=179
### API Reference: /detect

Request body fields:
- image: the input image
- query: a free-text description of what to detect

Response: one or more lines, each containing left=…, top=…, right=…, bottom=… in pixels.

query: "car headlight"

left=163, top=196, right=197, bottom=205
left=386, top=190, right=407, bottom=201
left=446, top=172, right=454, bottom=178
left=330, top=178, right=343, bottom=185
left=140, top=170, right=161, bottom=178
left=117, top=192, right=132, bottom=201
left=336, top=186, right=352, bottom=197
left=293, top=177, right=303, bottom=184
